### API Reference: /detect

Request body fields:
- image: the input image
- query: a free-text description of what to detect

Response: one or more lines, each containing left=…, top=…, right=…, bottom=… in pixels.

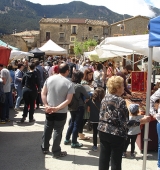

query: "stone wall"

left=1, top=35, right=28, bottom=51
left=111, top=17, right=149, bottom=36
left=40, top=23, right=105, bottom=54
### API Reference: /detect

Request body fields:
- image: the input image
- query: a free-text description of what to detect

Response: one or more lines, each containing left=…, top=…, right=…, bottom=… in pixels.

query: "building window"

left=70, top=36, right=76, bottom=42
left=59, top=33, right=65, bottom=38
left=89, top=27, right=92, bottom=31
left=72, top=26, right=77, bottom=34
left=93, top=35, right=99, bottom=41
left=59, top=33, right=65, bottom=41
left=69, top=45, right=74, bottom=54
left=103, top=27, right=108, bottom=35
left=46, top=32, right=50, bottom=41
left=60, top=24, right=62, bottom=27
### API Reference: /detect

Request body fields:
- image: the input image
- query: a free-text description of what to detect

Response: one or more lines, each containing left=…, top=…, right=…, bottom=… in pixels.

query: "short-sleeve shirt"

left=1, top=68, right=11, bottom=93
left=44, top=74, right=75, bottom=113
left=128, top=115, right=143, bottom=135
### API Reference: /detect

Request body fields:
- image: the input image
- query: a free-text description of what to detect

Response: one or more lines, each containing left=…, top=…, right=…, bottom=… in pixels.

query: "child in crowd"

left=86, top=87, right=105, bottom=151
left=123, top=104, right=150, bottom=158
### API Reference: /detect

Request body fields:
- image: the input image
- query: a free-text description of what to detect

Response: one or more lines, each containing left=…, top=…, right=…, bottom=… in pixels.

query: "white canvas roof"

left=95, top=44, right=134, bottom=59
left=10, top=50, right=34, bottom=60
left=39, top=39, right=67, bottom=55
left=99, top=34, right=160, bottom=62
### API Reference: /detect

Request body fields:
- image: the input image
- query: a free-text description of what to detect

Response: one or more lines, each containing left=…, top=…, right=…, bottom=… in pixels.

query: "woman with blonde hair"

left=98, top=76, right=150, bottom=170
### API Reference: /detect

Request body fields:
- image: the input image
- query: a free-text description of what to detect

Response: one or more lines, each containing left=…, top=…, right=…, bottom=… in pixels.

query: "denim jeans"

left=9, top=84, right=14, bottom=108
left=99, top=131, right=124, bottom=170
left=42, top=114, right=67, bottom=156
left=1, top=92, right=10, bottom=120
left=66, top=106, right=85, bottom=144
left=15, top=87, right=22, bottom=108
left=157, top=122, right=160, bottom=168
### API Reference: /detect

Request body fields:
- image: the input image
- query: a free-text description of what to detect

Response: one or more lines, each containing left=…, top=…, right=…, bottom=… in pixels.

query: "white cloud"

left=27, top=0, right=157, bottom=17
left=150, top=0, right=160, bottom=8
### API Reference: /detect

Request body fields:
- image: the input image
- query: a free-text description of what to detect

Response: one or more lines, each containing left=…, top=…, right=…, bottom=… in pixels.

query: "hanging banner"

left=0, top=46, right=11, bottom=66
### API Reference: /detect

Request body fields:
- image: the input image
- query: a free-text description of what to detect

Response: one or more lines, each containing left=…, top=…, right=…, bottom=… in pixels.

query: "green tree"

left=74, top=39, right=97, bottom=57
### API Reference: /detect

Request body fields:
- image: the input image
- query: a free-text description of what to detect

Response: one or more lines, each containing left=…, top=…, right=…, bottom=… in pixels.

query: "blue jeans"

left=157, top=122, right=160, bottom=168
left=15, top=87, right=22, bottom=108
left=66, top=106, right=85, bottom=144
left=1, top=92, right=10, bottom=120
left=9, top=84, right=14, bottom=108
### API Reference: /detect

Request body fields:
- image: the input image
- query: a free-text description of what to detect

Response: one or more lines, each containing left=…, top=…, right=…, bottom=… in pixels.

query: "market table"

left=126, top=92, right=158, bottom=152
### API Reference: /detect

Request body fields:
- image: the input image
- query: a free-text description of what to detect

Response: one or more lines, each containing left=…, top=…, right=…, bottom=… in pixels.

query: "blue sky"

left=27, top=0, right=160, bottom=17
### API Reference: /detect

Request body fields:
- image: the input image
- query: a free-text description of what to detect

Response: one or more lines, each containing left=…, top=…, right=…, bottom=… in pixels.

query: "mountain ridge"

left=0, top=0, right=159, bottom=34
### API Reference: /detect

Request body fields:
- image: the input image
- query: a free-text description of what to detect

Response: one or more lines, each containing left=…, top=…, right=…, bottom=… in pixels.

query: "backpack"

left=68, top=84, right=79, bottom=111
left=43, top=67, right=49, bottom=81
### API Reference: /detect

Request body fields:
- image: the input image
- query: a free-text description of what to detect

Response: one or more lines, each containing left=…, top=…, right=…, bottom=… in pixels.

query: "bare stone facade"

left=110, top=15, right=149, bottom=36
left=1, top=34, right=28, bottom=51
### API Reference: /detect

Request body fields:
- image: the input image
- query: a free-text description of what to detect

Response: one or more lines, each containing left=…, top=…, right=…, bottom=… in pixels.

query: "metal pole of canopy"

left=142, top=47, right=153, bottom=170
left=132, top=51, right=134, bottom=71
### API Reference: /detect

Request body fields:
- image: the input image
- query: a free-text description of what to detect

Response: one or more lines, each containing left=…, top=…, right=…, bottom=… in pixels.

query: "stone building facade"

left=0, top=34, right=28, bottom=51
left=110, top=15, right=149, bottom=37
left=14, top=30, right=40, bottom=51
left=39, top=18, right=109, bottom=55
left=1, top=15, right=149, bottom=56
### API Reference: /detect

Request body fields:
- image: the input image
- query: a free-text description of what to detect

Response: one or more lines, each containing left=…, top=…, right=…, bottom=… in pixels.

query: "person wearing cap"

left=123, top=104, right=150, bottom=158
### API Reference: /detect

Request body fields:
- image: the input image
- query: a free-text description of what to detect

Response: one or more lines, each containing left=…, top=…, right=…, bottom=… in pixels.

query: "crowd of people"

left=0, top=55, right=159, bottom=170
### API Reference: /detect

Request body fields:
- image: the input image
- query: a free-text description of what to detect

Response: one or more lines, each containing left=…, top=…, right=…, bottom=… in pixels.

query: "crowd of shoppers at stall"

left=0, top=55, right=155, bottom=170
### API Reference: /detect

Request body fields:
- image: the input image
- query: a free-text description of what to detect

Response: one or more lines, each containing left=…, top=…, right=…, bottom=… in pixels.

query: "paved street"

left=0, top=107, right=158, bottom=170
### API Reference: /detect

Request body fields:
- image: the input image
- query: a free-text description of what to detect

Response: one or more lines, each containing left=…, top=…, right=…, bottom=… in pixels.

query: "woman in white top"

left=93, top=63, right=104, bottom=89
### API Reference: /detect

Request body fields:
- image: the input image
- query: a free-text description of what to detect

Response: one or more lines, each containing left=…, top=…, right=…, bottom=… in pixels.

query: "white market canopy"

left=39, top=39, right=67, bottom=55
left=95, top=44, right=134, bottom=59
left=10, top=50, right=34, bottom=60
left=98, top=34, right=160, bottom=62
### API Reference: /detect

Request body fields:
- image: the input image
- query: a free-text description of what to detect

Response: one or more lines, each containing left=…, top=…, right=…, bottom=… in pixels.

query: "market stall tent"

left=10, top=50, right=34, bottom=60
left=39, top=39, right=67, bottom=55
left=95, top=44, right=134, bottom=59
left=98, top=34, right=160, bottom=62
left=29, top=47, right=45, bottom=57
